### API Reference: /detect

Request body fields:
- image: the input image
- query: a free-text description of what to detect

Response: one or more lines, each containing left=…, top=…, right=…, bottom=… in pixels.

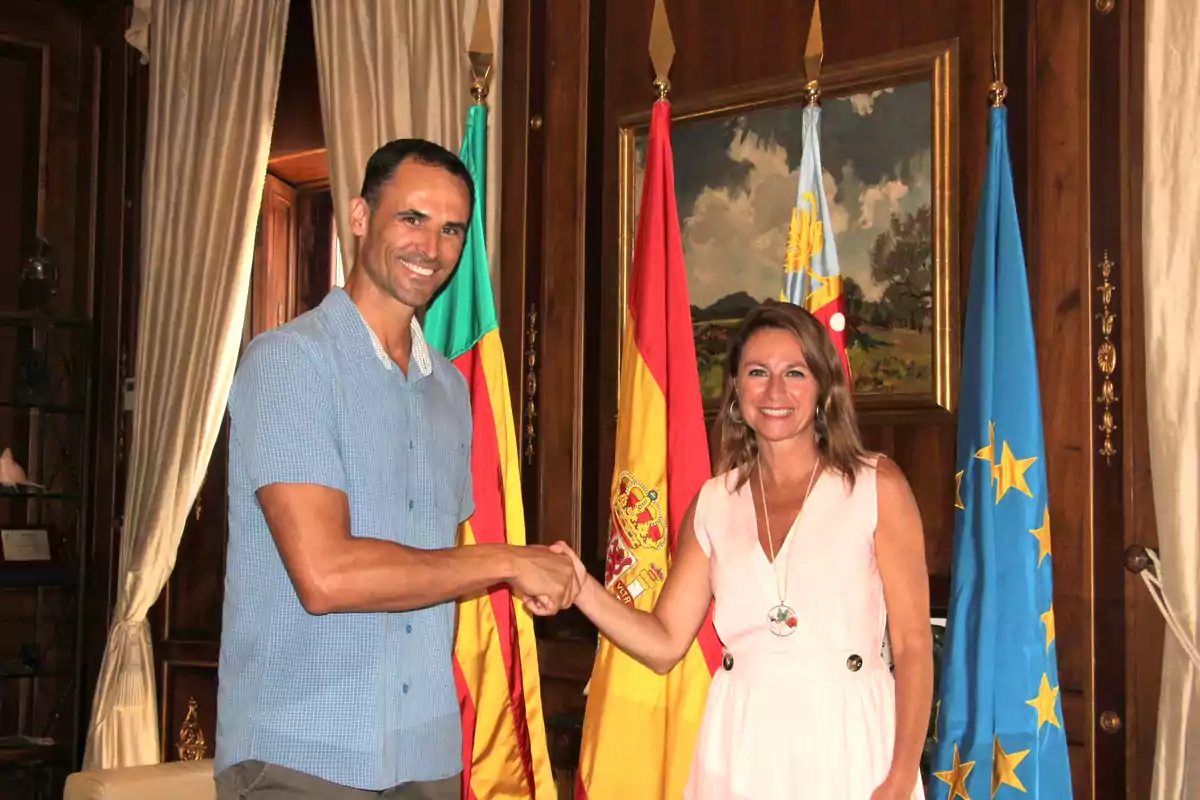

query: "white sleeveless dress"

left=684, top=457, right=924, bottom=799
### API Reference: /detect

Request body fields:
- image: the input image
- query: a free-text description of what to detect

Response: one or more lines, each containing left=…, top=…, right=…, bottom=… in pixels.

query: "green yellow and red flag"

left=574, top=98, right=723, bottom=799
left=424, top=103, right=555, bottom=800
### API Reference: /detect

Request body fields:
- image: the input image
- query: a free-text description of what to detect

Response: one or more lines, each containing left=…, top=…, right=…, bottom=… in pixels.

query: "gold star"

left=975, top=421, right=996, bottom=465
left=955, top=471, right=965, bottom=510
left=1030, top=507, right=1053, bottom=566
left=934, top=743, right=976, bottom=800
left=993, top=441, right=1037, bottom=504
left=1025, top=673, right=1061, bottom=730
left=1041, top=605, right=1056, bottom=653
left=991, top=735, right=1030, bottom=797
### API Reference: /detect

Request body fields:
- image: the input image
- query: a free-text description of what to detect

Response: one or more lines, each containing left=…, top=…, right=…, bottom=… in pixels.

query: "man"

left=214, top=139, right=579, bottom=799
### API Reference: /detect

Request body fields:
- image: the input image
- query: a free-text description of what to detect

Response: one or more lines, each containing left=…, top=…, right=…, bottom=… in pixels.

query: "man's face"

left=349, top=159, right=471, bottom=309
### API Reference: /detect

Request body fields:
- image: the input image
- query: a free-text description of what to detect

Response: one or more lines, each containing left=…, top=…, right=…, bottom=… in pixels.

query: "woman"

left=547, top=301, right=931, bottom=799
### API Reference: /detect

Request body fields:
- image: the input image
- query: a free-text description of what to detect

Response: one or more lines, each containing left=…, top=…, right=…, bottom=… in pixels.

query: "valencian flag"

left=782, top=103, right=852, bottom=384
left=424, top=103, right=555, bottom=799
left=574, top=100, right=723, bottom=799
left=930, top=103, right=1073, bottom=799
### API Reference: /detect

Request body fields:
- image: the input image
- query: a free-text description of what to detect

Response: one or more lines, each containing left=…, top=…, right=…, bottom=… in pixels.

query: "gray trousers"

left=215, top=760, right=460, bottom=800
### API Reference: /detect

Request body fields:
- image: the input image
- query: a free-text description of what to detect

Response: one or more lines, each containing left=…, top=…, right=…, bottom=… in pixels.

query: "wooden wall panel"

left=499, top=0, right=1161, bottom=794
left=159, top=664, right=218, bottom=763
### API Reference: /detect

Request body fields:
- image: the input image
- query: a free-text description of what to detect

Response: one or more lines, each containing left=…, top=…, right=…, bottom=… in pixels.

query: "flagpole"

left=803, top=0, right=823, bottom=107
left=468, top=0, right=493, bottom=105
left=649, top=0, right=675, bottom=100
left=990, top=0, right=1007, bottom=106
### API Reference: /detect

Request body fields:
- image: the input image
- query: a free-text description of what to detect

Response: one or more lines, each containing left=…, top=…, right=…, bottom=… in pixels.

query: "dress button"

left=405, top=624, right=412, bottom=634
left=408, top=500, right=414, bottom=510
left=722, top=653, right=734, bottom=671
left=402, top=683, right=410, bottom=694
left=846, top=654, right=863, bottom=672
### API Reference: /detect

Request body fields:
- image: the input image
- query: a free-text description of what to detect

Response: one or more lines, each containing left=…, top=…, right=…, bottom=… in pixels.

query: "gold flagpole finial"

left=468, top=0, right=494, bottom=105
left=803, top=0, right=824, bottom=106
left=649, top=0, right=676, bottom=100
left=989, top=0, right=1007, bottom=106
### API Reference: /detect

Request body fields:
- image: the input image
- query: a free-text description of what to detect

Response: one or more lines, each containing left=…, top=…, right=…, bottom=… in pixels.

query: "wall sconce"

left=18, top=237, right=59, bottom=312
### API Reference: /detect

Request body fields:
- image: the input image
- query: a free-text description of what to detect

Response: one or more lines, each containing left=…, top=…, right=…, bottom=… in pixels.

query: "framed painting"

left=618, top=41, right=959, bottom=417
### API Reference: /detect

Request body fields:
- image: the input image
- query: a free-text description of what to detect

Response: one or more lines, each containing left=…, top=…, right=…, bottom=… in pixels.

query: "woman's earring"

left=814, top=403, right=828, bottom=443
left=729, top=398, right=744, bottom=424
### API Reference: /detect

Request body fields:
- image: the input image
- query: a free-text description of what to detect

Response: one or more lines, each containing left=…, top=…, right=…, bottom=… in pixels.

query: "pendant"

left=767, top=604, right=798, bottom=637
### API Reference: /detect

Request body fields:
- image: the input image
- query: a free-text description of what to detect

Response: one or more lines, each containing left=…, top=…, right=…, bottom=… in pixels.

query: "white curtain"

left=1143, top=0, right=1200, bottom=796
left=311, top=0, right=503, bottom=284
left=82, top=0, right=289, bottom=769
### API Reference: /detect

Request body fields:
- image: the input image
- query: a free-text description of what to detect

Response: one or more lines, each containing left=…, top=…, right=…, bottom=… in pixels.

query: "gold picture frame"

left=618, top=40, right=960, bottom=418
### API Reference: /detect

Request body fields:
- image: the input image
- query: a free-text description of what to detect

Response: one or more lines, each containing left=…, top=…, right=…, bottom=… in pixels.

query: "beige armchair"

left=65, top=697, right=214, bottom=799
left=63, top=758, right=215, bottom=800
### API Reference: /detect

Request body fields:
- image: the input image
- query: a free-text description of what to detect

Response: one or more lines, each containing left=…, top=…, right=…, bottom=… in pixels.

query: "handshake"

left=507, top=541, right=590, bottom=616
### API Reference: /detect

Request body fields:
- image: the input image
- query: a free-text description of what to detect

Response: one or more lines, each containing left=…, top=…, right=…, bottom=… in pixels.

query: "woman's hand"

left=522, top=541, right=588, bottom=616
left=549, top=541, right=588, bottom=588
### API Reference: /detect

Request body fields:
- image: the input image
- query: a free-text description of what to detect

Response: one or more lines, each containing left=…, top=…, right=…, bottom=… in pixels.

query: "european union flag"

left=930, top=105, right=1073, bottom=799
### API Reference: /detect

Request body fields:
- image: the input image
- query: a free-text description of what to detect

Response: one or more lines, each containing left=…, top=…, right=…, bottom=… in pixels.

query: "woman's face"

left=734, top=327, right=820, bottom=444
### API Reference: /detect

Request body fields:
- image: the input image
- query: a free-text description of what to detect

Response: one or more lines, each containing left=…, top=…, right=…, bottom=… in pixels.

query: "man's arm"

left=258, top=483, right=574, bottom=614
left=255, top=482, right=573, bottom=614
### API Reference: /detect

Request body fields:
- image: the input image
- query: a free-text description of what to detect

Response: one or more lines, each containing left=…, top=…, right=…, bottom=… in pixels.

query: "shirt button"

left=409, top=440, right=414, bottom=450
left=408, top=500, right=414, bottom=510
left=405, top=624, right=412, bottom=633
left=402, top=683, right=410, bottom=694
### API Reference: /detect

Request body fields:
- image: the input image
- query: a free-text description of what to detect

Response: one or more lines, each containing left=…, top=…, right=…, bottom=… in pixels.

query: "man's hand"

left=508, top=544, right=581, bottom=613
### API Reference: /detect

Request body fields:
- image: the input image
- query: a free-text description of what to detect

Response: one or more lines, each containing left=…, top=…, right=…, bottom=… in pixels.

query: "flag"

left=783, top=104, right=852, bottom=384
left=424, top=103, right=555, bottom=800
left=930, top=104, right=1073, bottom=799
left=575, top=99, right=723, bottom=799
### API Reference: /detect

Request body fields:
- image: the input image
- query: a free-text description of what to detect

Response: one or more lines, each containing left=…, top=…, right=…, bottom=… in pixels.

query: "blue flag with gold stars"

left=930, top=105, right=1073, bottom=800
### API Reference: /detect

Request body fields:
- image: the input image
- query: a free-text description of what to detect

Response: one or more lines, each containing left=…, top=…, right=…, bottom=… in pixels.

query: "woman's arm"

left=874, top=457, right=934, bottom=790
left=545, top=495, right=714, bottom=675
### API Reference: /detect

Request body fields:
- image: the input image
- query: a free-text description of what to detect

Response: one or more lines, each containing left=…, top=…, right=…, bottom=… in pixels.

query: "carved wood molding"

left=176, top=697, right=207, bottom=761
left=1095, top=251, right=1119, bottom=465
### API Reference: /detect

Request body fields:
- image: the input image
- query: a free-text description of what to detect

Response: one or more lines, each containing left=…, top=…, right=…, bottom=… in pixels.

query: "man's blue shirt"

left=216, top=288, right=473, bottom=790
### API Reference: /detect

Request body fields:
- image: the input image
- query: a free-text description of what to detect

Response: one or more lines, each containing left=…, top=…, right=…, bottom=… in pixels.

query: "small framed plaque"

left=2, top=529, right=52, bottom=562
left=0, top=528, right=70, bottom=587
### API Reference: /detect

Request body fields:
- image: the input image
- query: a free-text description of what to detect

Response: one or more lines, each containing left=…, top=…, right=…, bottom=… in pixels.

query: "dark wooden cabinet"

left=0, top=2, right=138, bottom=796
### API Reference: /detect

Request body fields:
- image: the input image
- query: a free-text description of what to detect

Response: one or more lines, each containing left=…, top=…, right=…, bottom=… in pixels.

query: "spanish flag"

left=575, top=99, right=723, bottom=799
left=424, top=103, right=555, bottom=799
left=782, top=102, right=852, bottom=384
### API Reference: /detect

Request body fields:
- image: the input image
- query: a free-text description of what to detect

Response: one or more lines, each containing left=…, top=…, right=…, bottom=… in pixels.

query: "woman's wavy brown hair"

left=712, top=299, right=869, bottom=488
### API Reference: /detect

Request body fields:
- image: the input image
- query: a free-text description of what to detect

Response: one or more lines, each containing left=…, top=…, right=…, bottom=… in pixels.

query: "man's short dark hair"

left=358, top=138, right=476, bottom=216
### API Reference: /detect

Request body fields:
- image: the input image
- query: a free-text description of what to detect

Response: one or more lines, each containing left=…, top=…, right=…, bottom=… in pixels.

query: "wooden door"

left=253, top=175, right=299, bottom=334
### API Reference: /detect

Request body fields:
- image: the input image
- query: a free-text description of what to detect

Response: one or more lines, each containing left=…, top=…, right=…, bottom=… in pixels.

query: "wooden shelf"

left=0, top=737, right=60, bottom=767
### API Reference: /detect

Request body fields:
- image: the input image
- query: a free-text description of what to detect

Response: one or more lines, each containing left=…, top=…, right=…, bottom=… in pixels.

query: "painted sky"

left=634, top=79, right=933, bottom=308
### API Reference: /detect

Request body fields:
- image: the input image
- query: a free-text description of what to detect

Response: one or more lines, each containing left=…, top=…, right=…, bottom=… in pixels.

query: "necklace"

left=756, top=455, right=821, bottom=637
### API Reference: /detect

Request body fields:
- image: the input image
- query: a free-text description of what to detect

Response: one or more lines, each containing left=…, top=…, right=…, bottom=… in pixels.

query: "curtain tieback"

left=1134, top=548, right=1200, bottom=671
left=107, top=618, right=152, bottom=709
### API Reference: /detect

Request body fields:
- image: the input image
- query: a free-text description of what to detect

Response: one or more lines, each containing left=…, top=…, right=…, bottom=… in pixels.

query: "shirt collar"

left=331, top=288, right=432, bottom=377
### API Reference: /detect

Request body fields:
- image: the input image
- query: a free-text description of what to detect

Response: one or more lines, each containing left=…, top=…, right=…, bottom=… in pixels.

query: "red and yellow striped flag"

left=576, top=99, right=723, bottom=799
left=424, top=104, right=555, bottom=799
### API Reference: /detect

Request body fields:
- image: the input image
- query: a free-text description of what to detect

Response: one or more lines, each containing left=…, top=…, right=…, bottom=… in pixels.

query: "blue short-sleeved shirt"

left=215, top=288, right=473, bottom=790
